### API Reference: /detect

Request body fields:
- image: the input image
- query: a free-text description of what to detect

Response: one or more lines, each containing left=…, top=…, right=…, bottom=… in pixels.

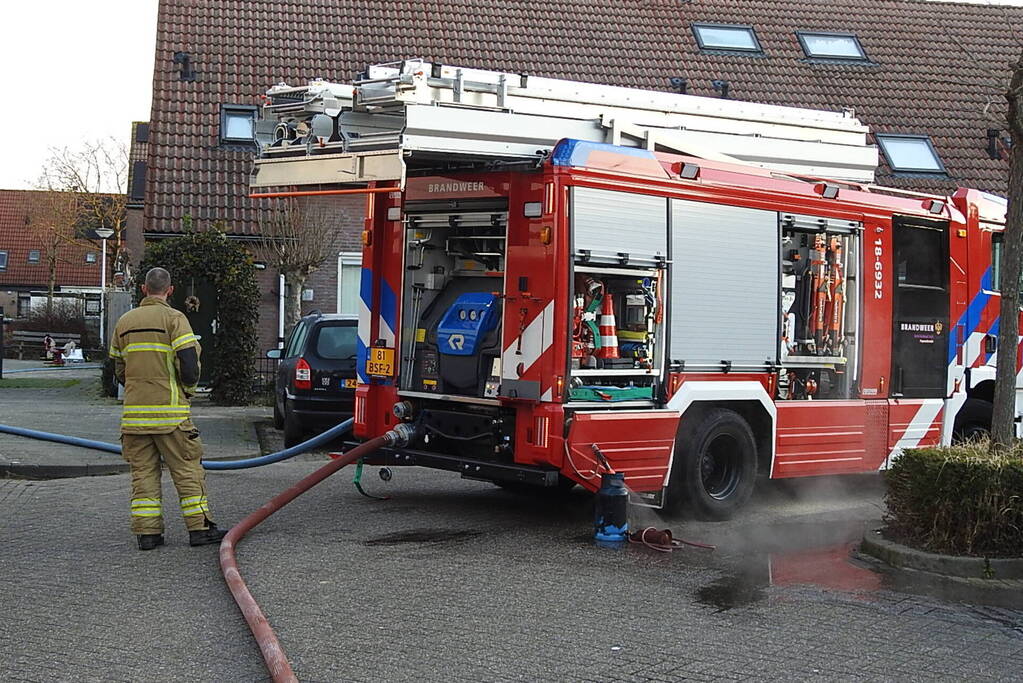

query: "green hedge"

left=137, top=226, right=259, bottom=405
left=885, top=444, right=1023, bottom=558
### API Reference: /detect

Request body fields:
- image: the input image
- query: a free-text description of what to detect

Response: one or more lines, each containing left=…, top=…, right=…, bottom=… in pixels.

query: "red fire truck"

left=252, top=61, right=1010, bottom=519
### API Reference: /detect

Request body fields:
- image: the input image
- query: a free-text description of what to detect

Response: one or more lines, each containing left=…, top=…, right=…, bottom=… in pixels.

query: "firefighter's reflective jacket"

left=110, top=297, right=201, bottom=434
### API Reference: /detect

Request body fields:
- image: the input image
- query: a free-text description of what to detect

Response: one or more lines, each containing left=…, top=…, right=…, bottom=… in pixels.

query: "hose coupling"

left=385, top=422, right=418, bottom=447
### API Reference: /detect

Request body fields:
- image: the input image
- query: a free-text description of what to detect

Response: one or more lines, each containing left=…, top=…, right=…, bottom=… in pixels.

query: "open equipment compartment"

left=566, top=186, right=667, bottom=407
left=777, top=213, right=862, bottom=400
left=399, top=197, right=509, bottom=401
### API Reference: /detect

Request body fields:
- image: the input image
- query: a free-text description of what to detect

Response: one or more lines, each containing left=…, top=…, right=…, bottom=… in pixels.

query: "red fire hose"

left=219, top=433, right=394, bottom=682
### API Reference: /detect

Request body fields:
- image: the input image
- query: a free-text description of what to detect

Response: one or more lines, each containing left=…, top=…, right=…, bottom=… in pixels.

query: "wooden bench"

left=10, top=331, right=83, bottom=361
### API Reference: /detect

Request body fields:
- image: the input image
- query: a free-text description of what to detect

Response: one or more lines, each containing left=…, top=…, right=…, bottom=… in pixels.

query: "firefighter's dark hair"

left=145, top=267, right=172, bottom=294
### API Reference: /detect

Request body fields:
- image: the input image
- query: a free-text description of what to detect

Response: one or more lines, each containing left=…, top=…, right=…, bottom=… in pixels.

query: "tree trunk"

left=990, top=54, right=1023, bottom=452
left=46, top=256, right=57, bottom=315
left=284, top=272, right=306, bottom=335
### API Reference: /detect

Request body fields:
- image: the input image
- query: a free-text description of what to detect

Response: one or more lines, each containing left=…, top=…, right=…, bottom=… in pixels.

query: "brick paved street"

left=1, top=462, right=1021, bottom=681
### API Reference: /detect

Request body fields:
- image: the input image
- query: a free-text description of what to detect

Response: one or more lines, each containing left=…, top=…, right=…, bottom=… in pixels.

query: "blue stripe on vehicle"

left=357, top=266, right=373, bottom=384
left=356, top=337, right=368, bottom=384
left=550, top=139, right=657, bottom=167
left=379, top=279, right=398, bottom=337
left=948, top=267, right=992, bottom=365
left=984, top=317, right=999, bottom=364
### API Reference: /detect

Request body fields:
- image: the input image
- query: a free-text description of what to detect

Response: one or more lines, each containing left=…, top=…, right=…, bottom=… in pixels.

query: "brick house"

left=0, top=189, right=115, bottom=322
left=143, top=0, right=1020, bottom=353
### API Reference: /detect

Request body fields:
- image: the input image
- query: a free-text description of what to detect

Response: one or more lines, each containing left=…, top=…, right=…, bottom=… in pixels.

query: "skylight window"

left=220, top=104, right=258, bottom=145
left=797, top=32, right=868, bottom=60
left=876, top=134, right=946, bottom=174
left=692, top=23, right=762, bottom=53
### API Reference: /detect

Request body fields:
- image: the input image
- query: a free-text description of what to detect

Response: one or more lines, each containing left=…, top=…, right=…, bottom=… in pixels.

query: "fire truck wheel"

left=952, top=398, right=992, bottom=444
left=669, top=408, right=757, bottom=521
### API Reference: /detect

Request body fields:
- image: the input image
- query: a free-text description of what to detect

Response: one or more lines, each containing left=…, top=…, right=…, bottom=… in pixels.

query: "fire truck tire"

left=668, top=408, right=757, bottom=521
left=952, top=398, right=992, bottom=443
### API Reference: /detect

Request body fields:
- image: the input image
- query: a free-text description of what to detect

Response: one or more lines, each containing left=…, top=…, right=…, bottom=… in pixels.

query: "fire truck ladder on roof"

left=250, top=59, right=878, bottom=189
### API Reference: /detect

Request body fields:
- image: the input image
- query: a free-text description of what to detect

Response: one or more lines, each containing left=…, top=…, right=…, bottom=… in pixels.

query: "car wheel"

left=952, top=397, right=992, bottom=444
left=283, top=402, right=305, bottom=449
left=273, top=398, right=284, bottom=430
left=667, top=408, right=757, bottom=521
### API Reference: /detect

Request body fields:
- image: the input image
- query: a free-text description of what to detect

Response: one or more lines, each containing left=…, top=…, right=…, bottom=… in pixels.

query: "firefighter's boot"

left=137, top=533, right=165, bottom=551
left=189, top=521, right=228, bottom=547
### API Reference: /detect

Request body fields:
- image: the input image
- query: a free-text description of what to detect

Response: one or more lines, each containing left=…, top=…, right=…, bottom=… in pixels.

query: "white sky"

left=0, top=1, right=158, bottom=191
left=0, top=0, right=1019, bottom=192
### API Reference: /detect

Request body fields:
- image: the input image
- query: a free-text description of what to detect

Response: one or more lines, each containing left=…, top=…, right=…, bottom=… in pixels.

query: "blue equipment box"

left=436, top=292, right=500, bottom=356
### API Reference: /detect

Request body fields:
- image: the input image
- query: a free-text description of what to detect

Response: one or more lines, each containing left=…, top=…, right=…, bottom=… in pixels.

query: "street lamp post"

left=95, top=228, right=115, bottom=347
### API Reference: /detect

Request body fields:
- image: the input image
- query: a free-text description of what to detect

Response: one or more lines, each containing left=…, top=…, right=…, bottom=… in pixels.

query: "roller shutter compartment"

left=669, top=199, right=779, bottom=369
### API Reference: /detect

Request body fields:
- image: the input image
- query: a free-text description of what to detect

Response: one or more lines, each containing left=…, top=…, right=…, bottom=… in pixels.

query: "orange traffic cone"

left=596, top=295, right=619, bottom=359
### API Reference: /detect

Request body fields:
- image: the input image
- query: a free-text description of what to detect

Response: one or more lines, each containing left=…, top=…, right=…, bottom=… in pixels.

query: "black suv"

left=268, top=313, right=358, bottom=447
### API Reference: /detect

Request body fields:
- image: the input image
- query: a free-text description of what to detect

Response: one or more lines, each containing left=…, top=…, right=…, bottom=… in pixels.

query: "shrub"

left=885, top=443, right=1023, bottom=558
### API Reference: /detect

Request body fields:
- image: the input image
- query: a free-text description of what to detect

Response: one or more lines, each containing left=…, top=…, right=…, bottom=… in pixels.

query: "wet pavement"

left=2, top=449, right=1022, bottom=680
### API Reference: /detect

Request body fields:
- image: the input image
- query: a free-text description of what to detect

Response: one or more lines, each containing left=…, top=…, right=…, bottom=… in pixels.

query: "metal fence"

left=253, top=355, right=279, bottom=400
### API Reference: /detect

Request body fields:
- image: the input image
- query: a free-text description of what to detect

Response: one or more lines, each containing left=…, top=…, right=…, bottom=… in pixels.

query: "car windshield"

left=315, top=325, right=357, bottom=360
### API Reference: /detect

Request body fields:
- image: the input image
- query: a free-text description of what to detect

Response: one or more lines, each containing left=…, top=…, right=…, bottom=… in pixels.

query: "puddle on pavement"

left=364, top=528, right=482, bottom=546
left=696, top=570, right=768, bottom=611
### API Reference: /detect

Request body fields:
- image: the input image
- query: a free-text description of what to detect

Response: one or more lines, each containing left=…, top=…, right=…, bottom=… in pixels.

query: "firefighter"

left=109, top=267, right=227, bottom=551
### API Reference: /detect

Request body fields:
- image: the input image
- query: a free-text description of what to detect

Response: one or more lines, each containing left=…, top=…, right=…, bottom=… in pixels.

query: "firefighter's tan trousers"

left=122, top=422, right=214, bottom=534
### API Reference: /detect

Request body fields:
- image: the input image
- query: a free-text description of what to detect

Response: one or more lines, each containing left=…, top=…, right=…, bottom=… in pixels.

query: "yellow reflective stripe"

left=123, top=406, right=191, bottom=413
left=171, top=333, right=199, bottom=350
left=121, top=417, right=188, bottom=426
left=109, top=347, right=122, bottom=358
left=124, top=343, right=172, bottom=353
left=131, top=498, right=162, bottom=516
left=166, top=349, right=179, bottom=407
left=181, top=497, right=209, bottom=515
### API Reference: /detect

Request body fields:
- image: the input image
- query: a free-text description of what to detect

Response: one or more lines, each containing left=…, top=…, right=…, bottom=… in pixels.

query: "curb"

left=861, top=529, right=1023, bottom=580
left=0, top=460, right=129, bottom=480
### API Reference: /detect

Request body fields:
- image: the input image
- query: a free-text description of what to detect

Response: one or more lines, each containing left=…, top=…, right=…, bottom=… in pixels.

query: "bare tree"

left=991, top=52, right=1023, bottom=451
left=35, top=138, right=130, bottom=282
left=257, top=198, right=340, bottom=333
left=26, top=190, right=87, bottom=313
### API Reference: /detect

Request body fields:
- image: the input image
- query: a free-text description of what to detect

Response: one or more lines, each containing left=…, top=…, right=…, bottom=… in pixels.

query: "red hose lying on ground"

left=219, top=434, right=392, bottom=683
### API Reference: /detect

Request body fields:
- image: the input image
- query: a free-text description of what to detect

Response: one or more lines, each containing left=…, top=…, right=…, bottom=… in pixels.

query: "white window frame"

left=336, top=251, right=362, bottom=315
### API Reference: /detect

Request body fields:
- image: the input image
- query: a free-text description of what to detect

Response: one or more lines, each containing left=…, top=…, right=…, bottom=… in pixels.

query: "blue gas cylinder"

left=594, top=472, right=629, bottom=542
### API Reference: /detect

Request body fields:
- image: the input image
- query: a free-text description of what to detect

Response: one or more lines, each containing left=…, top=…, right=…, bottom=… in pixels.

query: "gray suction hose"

left=0, top=418, right=355, bottom=470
